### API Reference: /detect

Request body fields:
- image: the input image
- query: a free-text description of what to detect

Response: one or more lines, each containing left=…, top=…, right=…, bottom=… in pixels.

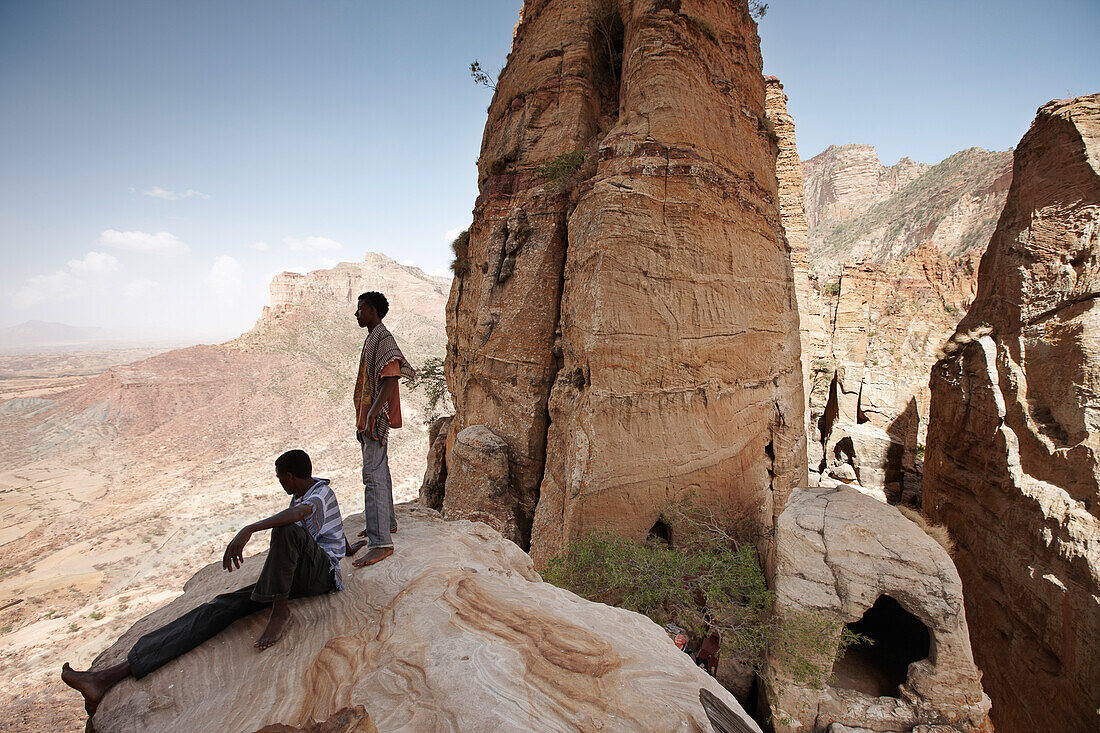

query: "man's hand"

left=364, top=405, right=380, bottom=441
left=223, top=528, right=253, bottom=571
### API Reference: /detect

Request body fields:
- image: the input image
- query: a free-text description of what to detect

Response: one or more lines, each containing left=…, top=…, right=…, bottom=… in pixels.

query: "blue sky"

left=1, top=0, right=1096, bottom=340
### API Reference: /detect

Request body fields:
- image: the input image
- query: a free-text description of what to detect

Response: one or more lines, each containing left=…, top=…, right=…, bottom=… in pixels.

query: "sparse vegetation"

left=944, top=303, right=959, bottom=315
left=823, top=280, right=841, bottom=296
left=543, top=500, right=859, bottom=680
left=469, top=60, right=498, bottom=91
left=536, top=150, right=586, bottom=184
left=408, top=356, right=452, bottom=423
left=0, top=625, right=11, bottom=634
left=898, top=506, right=955, bottom=556
left=914, top=443, right=925, bottom=459
left=43, top=610, right=56, bottom=619
left=450, top=229, right=471, bottom=277
left=68, top=623, right=77, bottom=633
left=89, top=611, right=104, bottom=620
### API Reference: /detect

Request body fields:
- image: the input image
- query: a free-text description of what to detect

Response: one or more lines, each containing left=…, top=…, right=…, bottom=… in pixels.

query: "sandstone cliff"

left=0, top=254, right=449, bottom=731
left=774, top=127, right=1012, bottom=499
left=445, top=0, right=806, bottom=564
left=923, top=94, right=1100, bottom=732
left=90, top=505, right=760, bottom=733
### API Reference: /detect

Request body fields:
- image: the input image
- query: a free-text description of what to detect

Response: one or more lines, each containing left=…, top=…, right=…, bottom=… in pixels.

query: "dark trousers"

left=127, top=523, right=334, bottom=679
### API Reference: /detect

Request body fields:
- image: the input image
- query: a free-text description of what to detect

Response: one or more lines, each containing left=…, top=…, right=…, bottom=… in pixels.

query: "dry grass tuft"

left=898, top=506, right=955, bottom=557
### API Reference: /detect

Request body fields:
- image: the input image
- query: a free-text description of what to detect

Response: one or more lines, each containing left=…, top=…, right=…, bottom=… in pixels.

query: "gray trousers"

left=358, top=430, right=396, bottom=548
left=126, top=523, right=333, bottom=679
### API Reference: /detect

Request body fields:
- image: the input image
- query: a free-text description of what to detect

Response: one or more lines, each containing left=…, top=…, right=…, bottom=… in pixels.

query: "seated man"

left=61, top=449, right=365, bottom=715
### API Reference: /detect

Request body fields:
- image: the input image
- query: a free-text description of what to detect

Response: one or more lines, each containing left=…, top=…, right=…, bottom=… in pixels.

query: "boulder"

left=441, top=425, right=518, bottom=541
left=764, top=487, right=991, bottom=733
left=923, top=94, right=1100, bottom=732
left=418, top=415, right=451, bottom=511
left=90, top=504, right=759, bottom=733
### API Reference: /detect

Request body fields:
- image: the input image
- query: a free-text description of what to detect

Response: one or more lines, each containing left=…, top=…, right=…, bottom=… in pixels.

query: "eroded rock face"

left=923, top=94, right=1100, bottom=733
left=446, top=0, right=805, bottom=564
left=764, top=487, right=991, bottom=733
left=790, top=140, right=1012, bottom=501
left=90, top=505, right=759, bottom=733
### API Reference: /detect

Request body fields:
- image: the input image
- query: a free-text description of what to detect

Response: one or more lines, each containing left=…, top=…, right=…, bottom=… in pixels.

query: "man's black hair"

left=275, top=449, right=312, bottom=479
left=357, top=291, right=389, bottom=320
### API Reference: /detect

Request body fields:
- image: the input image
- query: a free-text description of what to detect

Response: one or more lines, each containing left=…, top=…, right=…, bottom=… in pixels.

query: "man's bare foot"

left=390, top=525, right=398, bottom=534
left=61, top=661, right=130, bottom=715
left=352, top=545, right=393, bottom=568
left=346, top=539, right=367, bottom=556
left=357, top=528, right=369, bottom=538
left=255, top=601, right=290, bottom=651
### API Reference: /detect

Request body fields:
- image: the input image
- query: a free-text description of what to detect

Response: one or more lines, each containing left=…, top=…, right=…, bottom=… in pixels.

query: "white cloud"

left=124, top=278, right=163, bottom=301
left=444, top=226, right=467, bottom=242
left=140, top=186, right=210, bottom=201
left=98, top=229, right=190, bottom=256
left=248, top=241, right=270, bottom=251
left=12, top=271, right=80, bottom=309
left=207, top=256, right=244, bottom=296
left=284, top=236, right=341, bottom=251
left=67, top=251, right=118, bottom=275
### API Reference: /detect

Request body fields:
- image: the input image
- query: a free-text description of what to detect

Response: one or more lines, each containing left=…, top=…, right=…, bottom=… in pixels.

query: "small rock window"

left=829, top=595, right=931, bottom=698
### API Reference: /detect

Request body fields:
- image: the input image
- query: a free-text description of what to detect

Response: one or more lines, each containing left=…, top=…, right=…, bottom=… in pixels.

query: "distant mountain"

left=0, top=320, right=207, bottom=354
left=0, top=320, right=113, bottom=349
left=803, top=145, right=1013, bottom=275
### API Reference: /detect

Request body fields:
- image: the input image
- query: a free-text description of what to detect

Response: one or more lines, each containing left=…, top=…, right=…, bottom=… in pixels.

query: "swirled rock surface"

left=923, top=94, right=1100, bottom=732
left=89, top=504, right=759, bottom=733
left=445, top=0, right=805, bottom=565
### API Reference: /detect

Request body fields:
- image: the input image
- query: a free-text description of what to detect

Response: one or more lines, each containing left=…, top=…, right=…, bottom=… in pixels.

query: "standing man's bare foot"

left=255, top=600, right=290, bottom=650
left=345, top=539, right=367, bottom=556
left=352, top=545, right=393, bottom=568
left=357, top=528, right=369, bottom=538
left=61, top=661, right=131, bottom=715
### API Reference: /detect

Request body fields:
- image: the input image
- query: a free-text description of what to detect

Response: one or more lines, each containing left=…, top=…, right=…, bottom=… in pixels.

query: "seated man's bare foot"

left=352, top=545, right=393, bottom=568
left=62, top=662, right=126, bottom=715
left=346, top=539, right=367, bottom=556
left=255, top=601, right=290, bottom=651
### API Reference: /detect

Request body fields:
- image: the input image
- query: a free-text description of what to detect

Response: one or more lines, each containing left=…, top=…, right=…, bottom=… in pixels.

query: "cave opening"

left=829, top=595, right=931, bottom=698
left=647, top=518, right=672, bottom=547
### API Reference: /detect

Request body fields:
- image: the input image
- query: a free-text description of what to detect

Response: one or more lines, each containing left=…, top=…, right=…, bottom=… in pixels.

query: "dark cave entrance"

left=647, top=518, right=672, bottom=547
left=829, top=595, right=931, bottom=698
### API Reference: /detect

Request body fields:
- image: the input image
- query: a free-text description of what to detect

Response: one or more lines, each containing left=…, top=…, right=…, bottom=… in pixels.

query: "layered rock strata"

left=766, top=76, right=827, bottom=472
left=445, top=0, right=806, bottom=563
left=90, top=505, right=760, bottom=733
left=765, top=487, right=992, bottom=733
left=923, top=94, right=1100, bottom=733
left=786, top=135, right=1011, bottom=499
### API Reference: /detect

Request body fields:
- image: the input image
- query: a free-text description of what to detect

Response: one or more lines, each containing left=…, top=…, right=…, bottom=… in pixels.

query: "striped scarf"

left=358, top=322, right=415, bottom=444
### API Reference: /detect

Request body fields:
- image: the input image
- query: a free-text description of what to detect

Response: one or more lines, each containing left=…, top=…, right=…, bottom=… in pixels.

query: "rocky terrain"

left=769, top=101, right=1013, bottom=499
left=923, top=94, right=1100, bottom=732
left=91, top=505, right=760, bottom=733
left=0, top=253, right=448, bottom=731
left=444, top=0, right=805, bottom=567
left=766, top=486, right=991, bottom=732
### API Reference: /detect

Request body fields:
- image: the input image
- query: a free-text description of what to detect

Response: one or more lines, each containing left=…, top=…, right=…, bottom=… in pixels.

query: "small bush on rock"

left=536, top=151, right=586, bottom=184
left=543, top=500, right=855, bottom=680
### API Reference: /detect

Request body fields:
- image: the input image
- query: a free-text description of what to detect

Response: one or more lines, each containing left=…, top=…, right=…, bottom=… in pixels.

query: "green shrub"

left=823, top=280, right=841, bottom=296
left=536, top=151, right=586, bottom=184
left=408, top=356, right=451, bottom=423
left=543, top=500, right=854, bottom=679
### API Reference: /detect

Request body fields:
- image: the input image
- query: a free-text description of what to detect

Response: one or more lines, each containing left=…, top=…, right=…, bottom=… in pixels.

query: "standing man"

left=352, top=291, right=415, bottom=568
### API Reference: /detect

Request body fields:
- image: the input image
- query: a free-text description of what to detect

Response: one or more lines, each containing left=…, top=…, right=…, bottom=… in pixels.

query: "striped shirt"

left=290, top=478, right=347, bottom=590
